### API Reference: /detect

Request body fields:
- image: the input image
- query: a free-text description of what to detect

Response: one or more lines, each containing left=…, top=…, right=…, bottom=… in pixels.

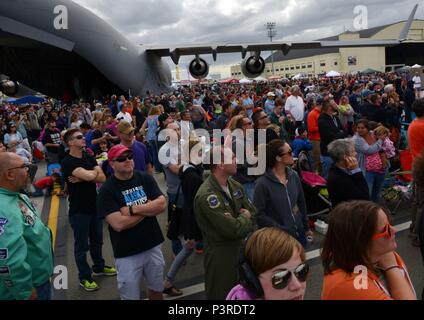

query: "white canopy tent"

left=412, top=64, right=422, bottom=68
left=239, top=78, right=253, bottom=84
left=292, top=73, right=308, bottom=80
left=326, top=70, right=341, bottom=77
left=254, top=76, right=267, bottom=82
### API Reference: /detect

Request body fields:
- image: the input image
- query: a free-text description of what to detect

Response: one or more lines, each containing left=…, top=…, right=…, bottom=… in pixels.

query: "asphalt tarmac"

left=40, top=169, right=423, bottom=300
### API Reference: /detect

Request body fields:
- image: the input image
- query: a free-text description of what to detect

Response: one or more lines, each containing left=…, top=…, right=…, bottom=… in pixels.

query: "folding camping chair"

left=381, top=149, right=413, bottom=214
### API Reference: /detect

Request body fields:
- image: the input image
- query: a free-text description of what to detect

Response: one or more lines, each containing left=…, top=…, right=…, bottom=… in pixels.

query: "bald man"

left=0, top=152, right=53, bottom=300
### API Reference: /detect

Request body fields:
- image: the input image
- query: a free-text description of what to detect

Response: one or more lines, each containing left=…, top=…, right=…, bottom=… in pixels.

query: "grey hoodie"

left=253, top=168, right=309, bottom=241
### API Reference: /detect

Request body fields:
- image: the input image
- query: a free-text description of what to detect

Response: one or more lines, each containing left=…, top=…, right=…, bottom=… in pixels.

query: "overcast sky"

left=72, top=0, right=422, bottom=77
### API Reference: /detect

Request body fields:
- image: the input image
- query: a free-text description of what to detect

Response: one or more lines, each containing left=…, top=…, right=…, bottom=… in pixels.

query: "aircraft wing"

left=145, top=3, right=418, bottom=64
left=145, top=39, right=402, bottom=64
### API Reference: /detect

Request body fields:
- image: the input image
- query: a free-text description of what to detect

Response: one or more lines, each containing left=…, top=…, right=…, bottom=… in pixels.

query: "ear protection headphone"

left=238, top=233, right=264, bottom=298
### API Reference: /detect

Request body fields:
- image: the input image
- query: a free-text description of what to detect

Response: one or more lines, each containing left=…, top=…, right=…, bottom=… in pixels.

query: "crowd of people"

left=0, top=69, right=424, bottom=300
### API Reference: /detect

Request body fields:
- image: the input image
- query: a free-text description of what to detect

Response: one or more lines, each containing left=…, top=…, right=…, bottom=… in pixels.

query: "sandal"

left=163, top=285, right=183, bottom=296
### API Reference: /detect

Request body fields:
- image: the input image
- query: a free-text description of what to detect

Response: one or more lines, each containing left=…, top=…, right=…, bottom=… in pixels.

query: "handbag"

left=166, top=185, right=182, bottom=240
left=365, top=152, right=383, bottom=172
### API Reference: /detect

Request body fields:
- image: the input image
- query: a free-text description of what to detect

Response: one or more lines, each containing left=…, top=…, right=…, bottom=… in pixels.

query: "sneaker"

left=79, top=279, right=99, bottom=292
left=163, top=286, right=183, bottom=297
left=93, top=266, right=117, bottom=276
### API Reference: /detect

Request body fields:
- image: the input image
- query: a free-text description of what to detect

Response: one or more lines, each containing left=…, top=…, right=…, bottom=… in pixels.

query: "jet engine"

left=241, top=55, right=266, bottom=79
left=188, top=57, right=209, bottom=79
left=0, top=79, right=19, bottom=96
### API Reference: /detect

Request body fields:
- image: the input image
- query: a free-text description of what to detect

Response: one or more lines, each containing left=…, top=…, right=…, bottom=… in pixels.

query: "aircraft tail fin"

left=399, top=3, right=419, bottom=41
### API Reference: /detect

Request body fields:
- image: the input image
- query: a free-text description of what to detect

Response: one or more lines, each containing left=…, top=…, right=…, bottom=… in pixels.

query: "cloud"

left=71, top=0, right=421, bottom=69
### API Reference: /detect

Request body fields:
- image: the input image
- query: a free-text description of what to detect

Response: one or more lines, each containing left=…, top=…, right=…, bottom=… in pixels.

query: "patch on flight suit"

left=0, top=217, right=8, bottom=236
left=0, top=248, right=8, bottom=260
left=207, top=195, right=220, bottom=209
left=0, top=266, right=10, bottom=276
left=233, top=189, right=243, bottom=200
left=18, top=201, right=36, bottom=227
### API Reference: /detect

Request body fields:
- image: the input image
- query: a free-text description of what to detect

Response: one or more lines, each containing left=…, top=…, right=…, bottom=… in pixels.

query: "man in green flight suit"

left=0, top=152, right=54, bottom=300
left=194, top=146, right=255, bottom=300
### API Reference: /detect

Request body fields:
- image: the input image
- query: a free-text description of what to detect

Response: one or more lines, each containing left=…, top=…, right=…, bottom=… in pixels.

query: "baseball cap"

left=362, top=89, right=375, bottom=98
left=117, top=121, right=134, bottom=135
left=267, top=92, right=276, bottom=97
left=108, top=144, right=130, bottom=161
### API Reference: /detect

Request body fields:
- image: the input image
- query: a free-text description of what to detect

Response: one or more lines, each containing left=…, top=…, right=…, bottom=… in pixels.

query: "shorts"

left=115, top=245, right=165, bottom=300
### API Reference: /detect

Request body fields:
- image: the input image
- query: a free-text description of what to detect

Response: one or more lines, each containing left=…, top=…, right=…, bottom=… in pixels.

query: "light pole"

left=265, top=22, right=277, bottom=76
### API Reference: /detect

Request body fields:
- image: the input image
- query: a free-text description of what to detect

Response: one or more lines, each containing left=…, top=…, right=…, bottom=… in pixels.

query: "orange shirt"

left=321, top=269, right=392, bottom=300
left=307, top=107, right=321, bottom=141
left=408, top=118, right=424, bottom=161
left=322, top=253, right=414, bottom=300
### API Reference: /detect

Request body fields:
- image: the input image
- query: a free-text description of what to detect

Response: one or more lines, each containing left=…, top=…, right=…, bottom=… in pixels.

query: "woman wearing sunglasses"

left=321, top=200, right=416, bottom=300
left=226, top=227, right=309, bottom=300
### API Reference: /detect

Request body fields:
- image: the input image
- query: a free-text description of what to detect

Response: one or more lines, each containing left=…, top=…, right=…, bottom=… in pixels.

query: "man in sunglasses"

left=116, top=121, right=153, bottom=174
left=0, top=152, right=53, bottom=300
left=61, top=128, right=116, bottom=292
left=97, top=144, right=167, bottom=300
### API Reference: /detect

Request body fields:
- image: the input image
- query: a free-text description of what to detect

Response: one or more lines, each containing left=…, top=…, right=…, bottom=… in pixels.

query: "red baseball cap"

left=108, top=144, right=130, bottom=161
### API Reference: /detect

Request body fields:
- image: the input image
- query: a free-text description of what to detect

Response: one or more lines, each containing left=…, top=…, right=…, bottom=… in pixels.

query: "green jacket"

left=0, top=188, right=54, bottom=300
left=269, top=112, right=290, bottom=142
left=194, top=174, right=255, bottom=299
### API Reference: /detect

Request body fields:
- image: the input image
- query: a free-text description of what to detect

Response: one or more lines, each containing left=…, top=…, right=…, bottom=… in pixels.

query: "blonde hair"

left=149, top=105, right=162, bottom=116
left=374, top=125, right=390, bottom=136
left=245, top=227, right=305, bottom=275
left=267, top=124, right=280, bottom=133
left=227, top=115, right=244, bottom=131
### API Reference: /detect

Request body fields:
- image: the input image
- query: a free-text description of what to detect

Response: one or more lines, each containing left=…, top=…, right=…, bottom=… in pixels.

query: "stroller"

left=295, top=150, right=332, bottom=217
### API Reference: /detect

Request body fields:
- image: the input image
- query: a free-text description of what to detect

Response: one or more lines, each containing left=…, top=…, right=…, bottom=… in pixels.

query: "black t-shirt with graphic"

left=97, top=171, right=164, bottom=258
left=42, top=128, right=61, bottom=153
left=61, top=153, right=98, bottom=215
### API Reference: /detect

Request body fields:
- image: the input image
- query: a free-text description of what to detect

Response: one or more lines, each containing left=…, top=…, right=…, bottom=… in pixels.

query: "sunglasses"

left=73, top=134, right=84, bottom=140
left=372, top=223, right=395, bottom=240
left=271, top=263, right=310, bottom=290
left=259, top=115, right=268, bottom=120
left=8, top=163, right=30, bottom=171
left=279, top=149, right=293, bottom=156
left=127, top=130, right=135, bottom=135
left=113, top=152, right=134, bottom=163
left=243, top=121, right=252, bottom=126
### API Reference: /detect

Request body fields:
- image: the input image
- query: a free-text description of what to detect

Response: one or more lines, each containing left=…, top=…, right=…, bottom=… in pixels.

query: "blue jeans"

left=166, top=242, right=194, bottom=283
left=320, top=156, right=333, bottom=180
left=297, top=232, right=307, bottom=248
left=365, top=171, right=386, bottom=203
left=69, top=214, right=105, bottom=281
left=167, top=192, right=184, bottom=256
left=242, top=182, right=255, bottom=202
left=147, top=140, right=162, bottom=172
left=36, top=281, right=53, bottom=300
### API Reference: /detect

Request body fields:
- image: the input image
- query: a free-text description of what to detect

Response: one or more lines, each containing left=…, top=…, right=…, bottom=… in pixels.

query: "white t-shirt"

left=412, top=75, right=422, bottom=89
left=285, top=95, right=305, bottom=122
